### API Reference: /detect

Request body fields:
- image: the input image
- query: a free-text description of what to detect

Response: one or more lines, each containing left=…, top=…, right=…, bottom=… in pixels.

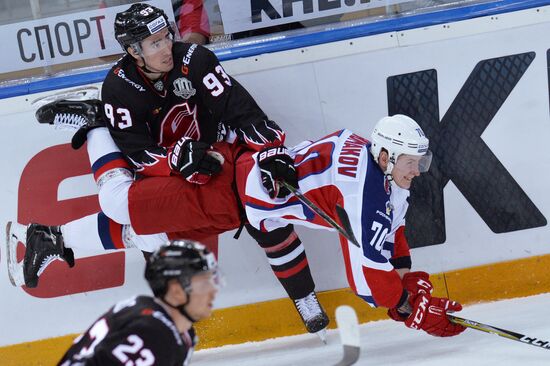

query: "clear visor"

left=135, top=22, right=179, bottom=57
left=394, top=150, right=433, bottom=173
left=186, top=270, right=224, bottom=294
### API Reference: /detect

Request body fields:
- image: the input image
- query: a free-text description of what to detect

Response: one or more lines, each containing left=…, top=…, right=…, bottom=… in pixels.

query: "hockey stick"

left=334, top=306, right=361, bottom=366
left=448, top=314, right=550, bottom=350
left=281, top=182, right=360, bottom=248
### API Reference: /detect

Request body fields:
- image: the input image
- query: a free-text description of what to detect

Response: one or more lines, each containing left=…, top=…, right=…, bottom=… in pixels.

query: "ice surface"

left=193, top=293, right=550, bottom=365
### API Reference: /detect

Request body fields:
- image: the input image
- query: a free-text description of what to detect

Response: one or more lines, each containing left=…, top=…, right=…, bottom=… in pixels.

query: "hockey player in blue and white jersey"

left=237, top=114, right=465, bottom=337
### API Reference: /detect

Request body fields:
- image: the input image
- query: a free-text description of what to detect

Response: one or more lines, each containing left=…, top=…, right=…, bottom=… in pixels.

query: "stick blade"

left=336, top=305, right=360, bottom=347
left=6, top=221, right=26, bottom=287
left=333, top=305, right=360, bottom=366
left=335, top=205, right=360, bottom=247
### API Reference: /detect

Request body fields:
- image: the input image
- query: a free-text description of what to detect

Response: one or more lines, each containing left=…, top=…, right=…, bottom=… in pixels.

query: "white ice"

left=193, top=293, right=550, bottom=366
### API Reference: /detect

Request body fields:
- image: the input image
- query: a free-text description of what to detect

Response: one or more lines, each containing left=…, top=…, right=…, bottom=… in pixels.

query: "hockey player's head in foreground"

left=115, top=3, right=176, bottom=75
left=370, top=114, right=432, bottom=189
left=145, top=239, right=220, bottom=323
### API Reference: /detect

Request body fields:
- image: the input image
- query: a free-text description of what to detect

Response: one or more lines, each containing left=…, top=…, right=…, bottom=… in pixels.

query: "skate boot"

left=35, top=98, right=105, bottom=150
left=6, top=222, right=74, bottom=288
left=293, top=291, right=330, bottom=342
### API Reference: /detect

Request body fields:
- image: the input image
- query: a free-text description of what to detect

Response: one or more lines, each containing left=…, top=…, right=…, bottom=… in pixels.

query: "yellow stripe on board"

left=0, top=336, right=76, bottom=366
left=2, top=254, right=550, bottom=366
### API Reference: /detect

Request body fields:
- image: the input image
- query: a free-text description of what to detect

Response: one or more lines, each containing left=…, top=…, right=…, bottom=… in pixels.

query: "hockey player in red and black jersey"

left=58, top=240, right=218, bottom=366
left=8, top=3, right=329, bottom=339
left=100, top=3, right=283, bottom=180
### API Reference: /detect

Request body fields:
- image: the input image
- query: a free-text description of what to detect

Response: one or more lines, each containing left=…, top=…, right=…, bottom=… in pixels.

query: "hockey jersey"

left=101, top=42, right=268, bottom=176
left=241, top=129, right=410, bottom=308
left=58, top=296, right=195, bottom=366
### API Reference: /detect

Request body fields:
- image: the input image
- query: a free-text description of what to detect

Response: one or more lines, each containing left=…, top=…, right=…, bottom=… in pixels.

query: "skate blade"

left=315, top=328, right=328, bottom=344
left=5, top=221, right=26, bottom=287
left=30, top=86, right=100, bottom=109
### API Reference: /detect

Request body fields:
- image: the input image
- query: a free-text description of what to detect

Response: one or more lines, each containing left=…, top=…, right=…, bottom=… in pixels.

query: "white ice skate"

left=293, top=291, right=330, bottom=343
left=6, top=221, right=26, bottom=287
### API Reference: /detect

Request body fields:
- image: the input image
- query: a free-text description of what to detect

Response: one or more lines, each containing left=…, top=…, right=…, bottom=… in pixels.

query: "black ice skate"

left=293, top=291, right=330, bottom=342
left=35, top=98, right=105, bottom=150
left=6, top=222, right=74, bottom=288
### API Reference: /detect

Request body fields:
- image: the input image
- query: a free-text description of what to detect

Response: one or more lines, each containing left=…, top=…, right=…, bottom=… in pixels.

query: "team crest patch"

left=384, top=176, right=391, bottom=194
left=153, top=80, right=164, bottom=92
left=173, top=77, right=196, bottom=99
left=386, top=201, right=393, bottom=216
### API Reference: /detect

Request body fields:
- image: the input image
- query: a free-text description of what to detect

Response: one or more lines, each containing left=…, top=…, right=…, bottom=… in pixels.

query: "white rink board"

left=1, top=5, right=550, bottom=346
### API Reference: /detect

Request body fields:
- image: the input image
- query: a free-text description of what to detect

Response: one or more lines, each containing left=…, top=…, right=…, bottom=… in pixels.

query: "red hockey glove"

left=257, top=146, right=298, bottom=199
left=236, top=119, right=285, bottom=151
left=388, top=271, right=433, bottom=322
left=405, top=294, right=466, bottom=337
left=168, top=137, right=223, bottom=184
left=402, top=271, right=433, bottom=295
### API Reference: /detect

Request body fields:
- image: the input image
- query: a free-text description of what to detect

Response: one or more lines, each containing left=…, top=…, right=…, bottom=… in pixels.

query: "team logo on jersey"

left=386, top=201, right=393, bottom=216
left=384, top=176, right=391, bottom=194
left=173, top=77, right=196, bottom=99
left=153, top=80, right=164, bottom=92
left=159, top=102, right=200, bottom=145
left=216, top=123, right=228, bottom=142
left=113, top=67, right=146, bottom=92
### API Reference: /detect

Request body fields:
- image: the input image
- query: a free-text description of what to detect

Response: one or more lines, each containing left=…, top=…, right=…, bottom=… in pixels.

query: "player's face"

left=140, top=28, right=174, bottom=73
left=186, top=272, right=219, bottom=320
left=392, top=154, right=423, bottom=189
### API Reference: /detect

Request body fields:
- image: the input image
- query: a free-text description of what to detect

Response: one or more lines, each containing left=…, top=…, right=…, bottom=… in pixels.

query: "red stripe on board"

left=22, top=250, right=126, bottom=298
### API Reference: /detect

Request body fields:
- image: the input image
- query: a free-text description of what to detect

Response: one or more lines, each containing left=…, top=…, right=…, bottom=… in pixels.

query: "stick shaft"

left=281, top=182, right=360, bottom=247
left=448, top=314, right=550, bottom=350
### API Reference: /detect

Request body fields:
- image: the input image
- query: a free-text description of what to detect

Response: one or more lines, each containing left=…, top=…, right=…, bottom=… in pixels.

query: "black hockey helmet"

left=114, top=3, right=173, bottom=52
left=145, top=239, right=217, bottom=298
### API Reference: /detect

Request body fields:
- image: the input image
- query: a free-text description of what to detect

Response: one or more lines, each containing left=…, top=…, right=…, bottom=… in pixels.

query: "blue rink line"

left=1, top=0, right=549, bottom=100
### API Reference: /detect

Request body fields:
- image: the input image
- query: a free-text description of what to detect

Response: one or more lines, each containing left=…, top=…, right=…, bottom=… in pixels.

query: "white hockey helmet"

left=370, top=114, right=432, bottom=175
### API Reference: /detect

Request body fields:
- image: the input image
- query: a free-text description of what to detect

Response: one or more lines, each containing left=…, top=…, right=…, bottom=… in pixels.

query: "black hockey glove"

left=235, top=119, right=286, bottom=151
left=257, top=146, right=298, bottom=199
left=168, top=137, right=223, bottom=184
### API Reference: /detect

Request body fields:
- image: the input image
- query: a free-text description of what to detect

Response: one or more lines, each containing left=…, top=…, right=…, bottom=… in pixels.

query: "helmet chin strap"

left=130, top=44, right=165, bottom=77
left=137, top=57, right=165, bottom=77
left=164, top=294, right=198, bottom=323
left=384, top=155, right=395, bottom=179
left=140, top=59, right=162, bottom=74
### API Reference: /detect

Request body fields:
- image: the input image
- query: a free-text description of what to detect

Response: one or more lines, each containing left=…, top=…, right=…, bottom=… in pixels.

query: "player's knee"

left=98, top=175, right=132, bottom=225
left=246, top=223, right=295, bottom=246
